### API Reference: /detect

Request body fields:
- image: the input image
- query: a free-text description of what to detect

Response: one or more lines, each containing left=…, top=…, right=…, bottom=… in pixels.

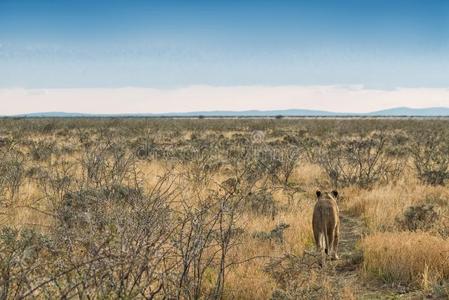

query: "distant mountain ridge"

left=8, top=107, right=449, bottom=117
left=366, top=107, right=449, bottom=116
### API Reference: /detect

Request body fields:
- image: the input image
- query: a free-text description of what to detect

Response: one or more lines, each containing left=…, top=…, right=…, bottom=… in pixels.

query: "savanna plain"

left=1, top=118, right=449, bottom=299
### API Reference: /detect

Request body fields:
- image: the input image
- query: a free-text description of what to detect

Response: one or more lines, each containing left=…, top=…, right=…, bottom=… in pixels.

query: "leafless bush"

left=0, top=227, right=56, bottom=299
left=80, top=140, right=137, bottom=190
left=0, top=137, right=12, bottom=149
left=226, top=145, right=262, bottom=185
left=396, top=204, right=439, bottom=231
left=255, top=146, right=301, bottom=186
left=315, top=131, right=406, bottom=189
left=264, top=253, right=338, bottom=299
left=171, top=189, right=246, bottom=299
left=1, top=160, right=248, bottom=299
left=226, top=144, right=301, bottom=189
left=182, top=144, right=224, bottom=189
left=48, top=176, right=176, bottom=299
left=253, top=223, right=290, bottom=244
left=40, top=121, right=57, bottom=134
left=411, top=131, right=449, bottom=185
left=37, top=159, right=75, bottom=203
left=246, top=190, right=277, bottom=218
left=0, top=148, right=25, bottom=202
left=29, top=140, right=56, bottom=162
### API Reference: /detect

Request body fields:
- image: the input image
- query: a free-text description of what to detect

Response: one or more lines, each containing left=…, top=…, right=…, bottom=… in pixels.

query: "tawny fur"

left=312, top=190, right=340, bottom=260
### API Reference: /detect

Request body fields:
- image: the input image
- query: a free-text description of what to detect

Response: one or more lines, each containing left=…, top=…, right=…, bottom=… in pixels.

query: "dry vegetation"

left=0, top=117, right=449, bottom=299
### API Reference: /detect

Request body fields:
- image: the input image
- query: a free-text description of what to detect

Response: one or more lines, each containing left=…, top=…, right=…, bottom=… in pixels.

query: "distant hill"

left=367, top=107, right=449, bottom=117
left=16, top=112, right=92, bottom=117
left=14, top=109, right=341, bottom=117
left=8, top=107, right=449, bottom=118
left=157, top=109, right=343, bottom=117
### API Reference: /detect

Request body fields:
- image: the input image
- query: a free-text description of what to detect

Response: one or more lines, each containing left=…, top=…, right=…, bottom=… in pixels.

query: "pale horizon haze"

left=2, top=86, right=449, bottom=115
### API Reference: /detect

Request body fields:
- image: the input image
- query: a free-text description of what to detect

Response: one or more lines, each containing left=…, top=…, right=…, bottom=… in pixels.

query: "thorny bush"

left=312, top=131, right=407, bottom=189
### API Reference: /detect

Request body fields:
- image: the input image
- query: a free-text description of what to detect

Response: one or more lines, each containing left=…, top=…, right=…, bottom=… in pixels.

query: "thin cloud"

left=1, top=85, right=449, bottom=115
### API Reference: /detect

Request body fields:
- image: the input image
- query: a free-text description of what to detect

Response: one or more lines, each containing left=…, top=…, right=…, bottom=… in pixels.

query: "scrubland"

left=1, top=117, right=449, bottom=299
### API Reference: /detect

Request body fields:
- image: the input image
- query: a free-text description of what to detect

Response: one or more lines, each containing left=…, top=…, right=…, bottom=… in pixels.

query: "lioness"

left=312, top=190, right=340, bottom=260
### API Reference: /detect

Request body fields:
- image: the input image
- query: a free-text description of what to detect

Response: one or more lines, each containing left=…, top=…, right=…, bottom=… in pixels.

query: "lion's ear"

left=316, top=190, right=322, bottom=198
left=331, top=190, right=339, bottom=198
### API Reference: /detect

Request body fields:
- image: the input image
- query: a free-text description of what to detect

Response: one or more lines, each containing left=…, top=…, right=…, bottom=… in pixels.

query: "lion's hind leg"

left=313, top=228, right=322, bottom=252
left=331, top=223, right=340, bottom=260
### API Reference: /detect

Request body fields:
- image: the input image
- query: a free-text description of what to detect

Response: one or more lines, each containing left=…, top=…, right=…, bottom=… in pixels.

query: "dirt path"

left=322, top=212, right=370, bottom=297
left=284, top=211, right=373, bottom=299
left=273, top=210, right=425, bottom=299
left=323, top=212, right=423, bottom=299
left=337, top=213, right=365, bottom=266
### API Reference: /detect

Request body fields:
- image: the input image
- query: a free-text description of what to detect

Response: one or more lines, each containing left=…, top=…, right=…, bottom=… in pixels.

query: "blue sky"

left=1, top=0, right=449, bottom=114
left=1, top=0, right=448, bottom=89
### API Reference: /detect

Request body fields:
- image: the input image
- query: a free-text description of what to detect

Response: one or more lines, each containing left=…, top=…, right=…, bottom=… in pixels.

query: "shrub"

left=252, top=223, right=290, bottom=244
left=0, top=149, right=25, bottom=201
left=29, top=140, right=56, bottom=161
left=246, top=190, right=277, bottom=218
left=0, top=227, right=55, bottom=298
left=396, top=204, right=439, bottom=231
left=411, top=131, right=449, bottom=185
left=2, top=169, right=247, bottom=299
left=315, top=131, right=406, bottom=189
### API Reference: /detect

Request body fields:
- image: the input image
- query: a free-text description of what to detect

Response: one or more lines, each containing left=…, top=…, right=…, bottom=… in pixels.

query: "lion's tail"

left=321, top=209, right=330, bottom=255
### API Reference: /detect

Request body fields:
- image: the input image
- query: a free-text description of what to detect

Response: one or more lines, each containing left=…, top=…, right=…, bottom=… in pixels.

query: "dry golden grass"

left=345, top=180, right=449, bottom=232
left=224, top=258, right=276, bottom=299
left=1, top=182, right=52, bottom=229
left=361, top=231, right=449, bottom=289
left=294, top=162, right=325, bottom=187
left=3, top=126, right=449, bottom=298
left=223, top=185, right=315, bottom=297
